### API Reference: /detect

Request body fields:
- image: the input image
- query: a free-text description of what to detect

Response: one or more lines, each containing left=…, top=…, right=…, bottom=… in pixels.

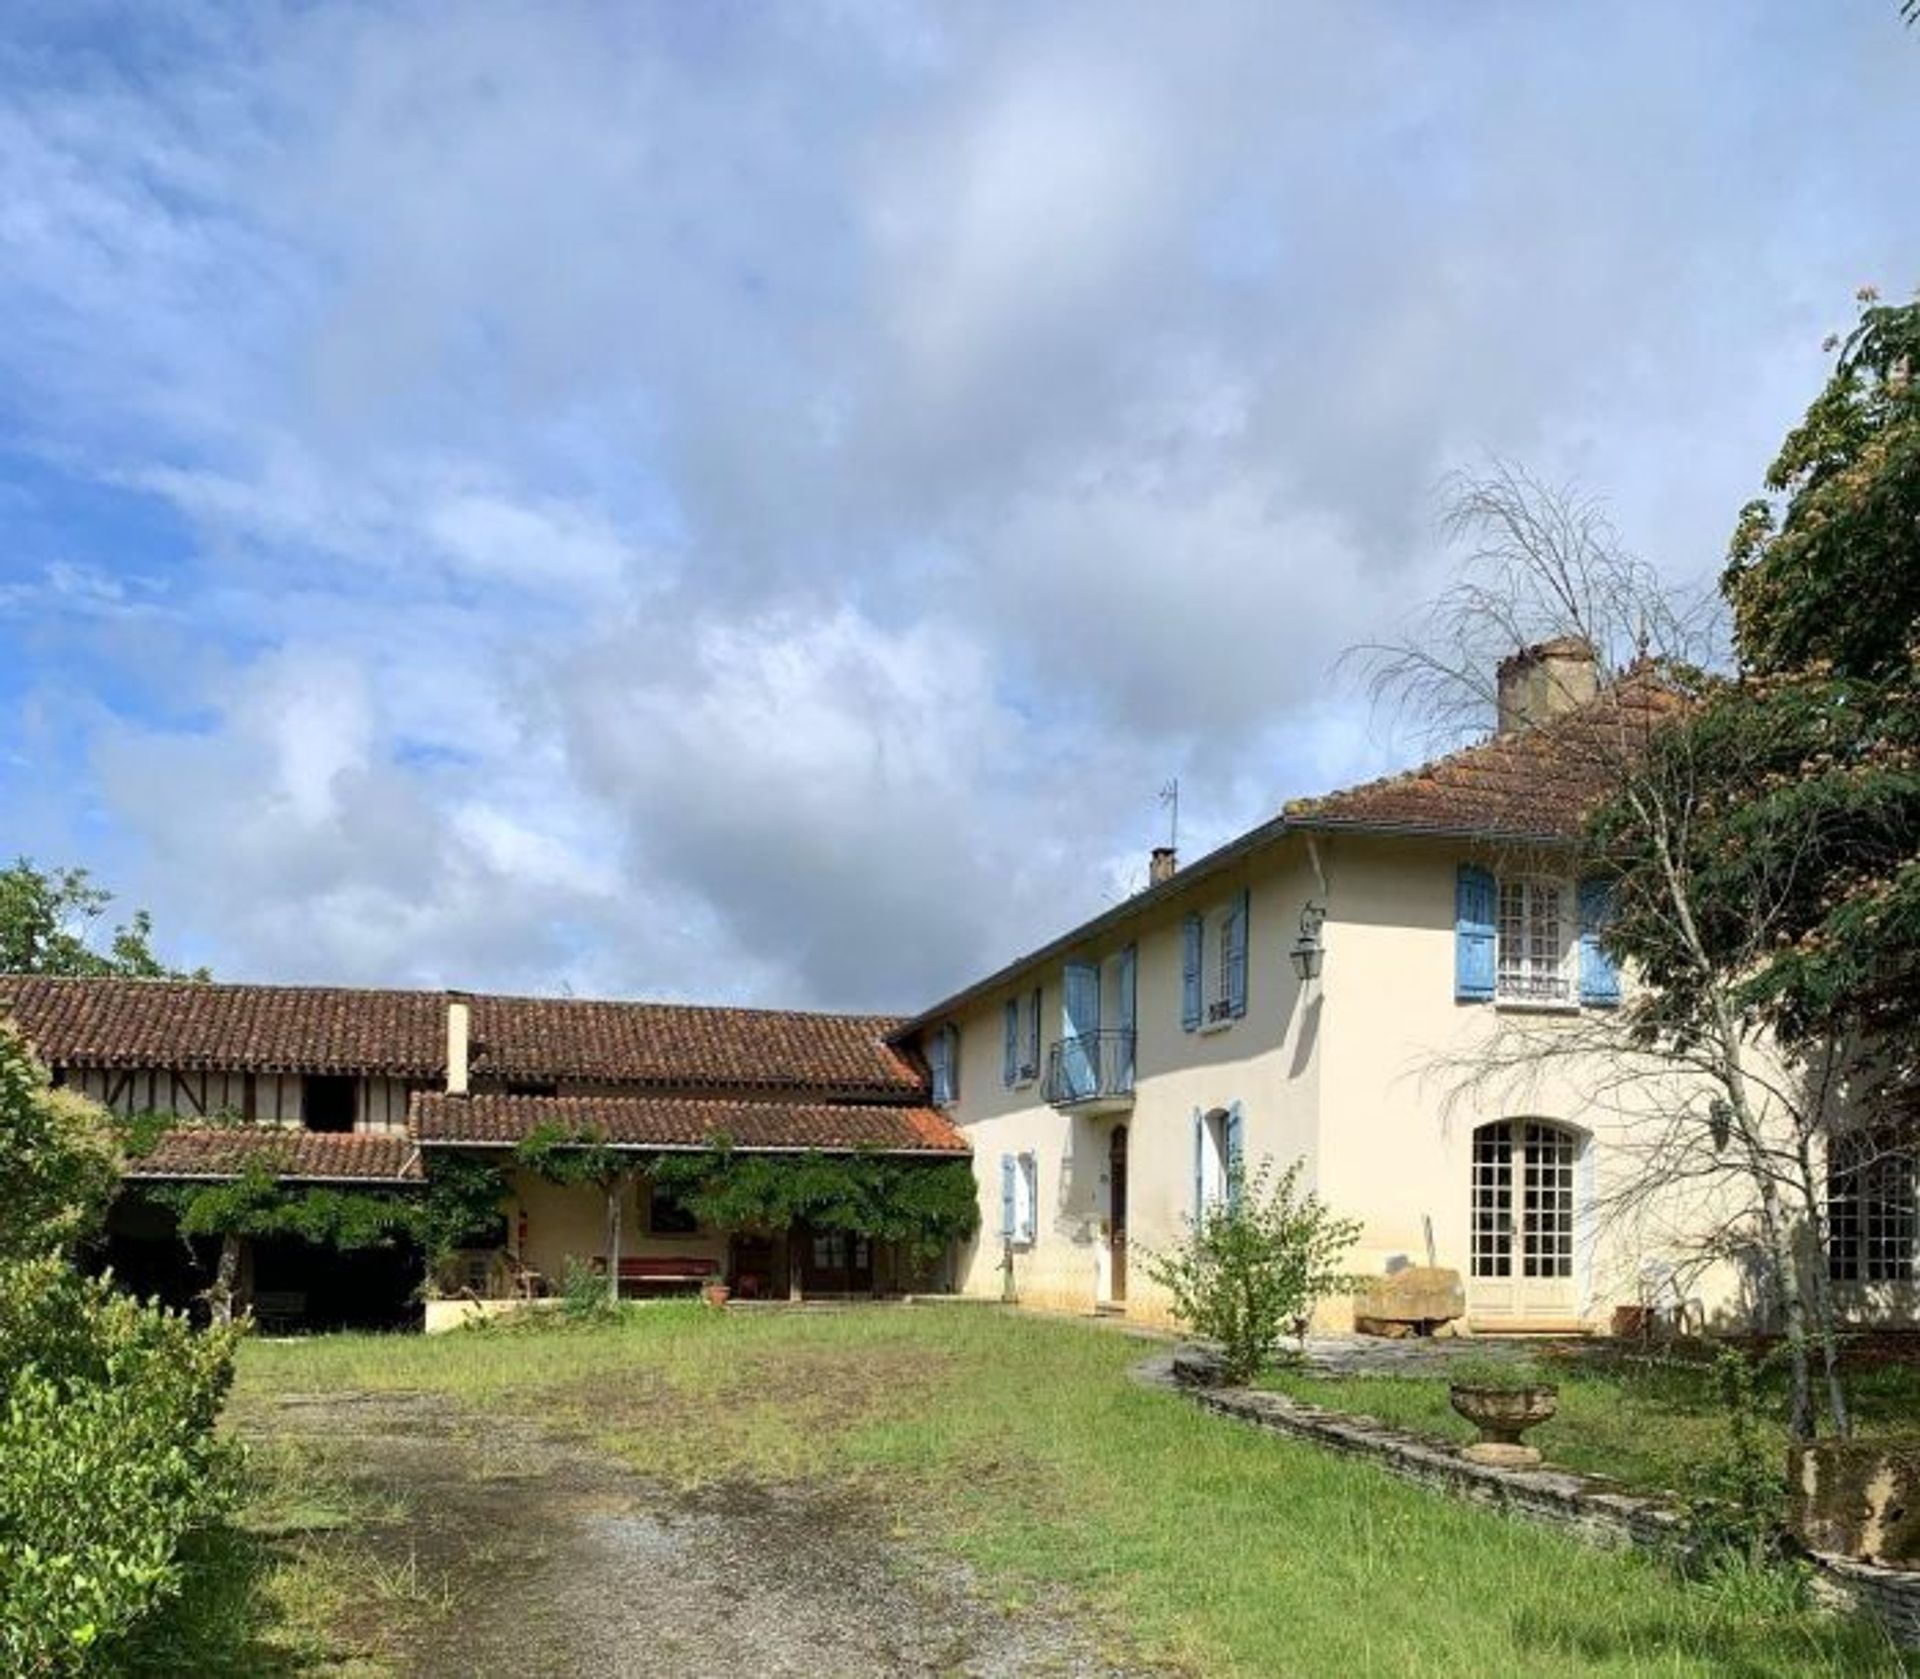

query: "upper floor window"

left=1183, top=889, right=1250, bottom=1031
left=1002, top=986, right=1042, bottom=1087
left=1497, top=877, right=1570, bottom=1004
left=1456, top=865, right=1620, bottom=1008
left=928, top=1023, right=961, bottom=1105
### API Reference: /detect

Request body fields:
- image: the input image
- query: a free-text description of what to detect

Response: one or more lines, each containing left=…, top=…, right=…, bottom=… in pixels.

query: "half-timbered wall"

left=61, top=1067, right=417, bottom=1134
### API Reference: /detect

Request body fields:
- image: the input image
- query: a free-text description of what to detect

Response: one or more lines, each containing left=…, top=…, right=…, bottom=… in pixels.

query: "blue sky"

left=1, top=1, right=1916, bottom=1008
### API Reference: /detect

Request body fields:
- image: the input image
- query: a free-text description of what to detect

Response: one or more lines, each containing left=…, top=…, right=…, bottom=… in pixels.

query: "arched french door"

left=1469, top=1119, right=1581, bottom=1322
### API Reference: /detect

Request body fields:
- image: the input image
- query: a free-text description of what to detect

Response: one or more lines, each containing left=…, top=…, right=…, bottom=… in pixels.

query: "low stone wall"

left=1165, top=1351, right=1920, bottom=1650
left=1188, top=1379, right=1682, bottom=1553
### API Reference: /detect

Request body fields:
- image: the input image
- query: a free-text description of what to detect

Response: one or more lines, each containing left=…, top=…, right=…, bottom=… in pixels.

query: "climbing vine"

left=649, top=1145, right=979, bottom=1263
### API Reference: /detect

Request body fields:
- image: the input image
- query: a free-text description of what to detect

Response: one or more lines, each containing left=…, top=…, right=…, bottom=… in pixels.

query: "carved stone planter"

left=1790, top=1438, right=1920, bottom=1567
left=1449, top=1382, right=1558, bottom=1467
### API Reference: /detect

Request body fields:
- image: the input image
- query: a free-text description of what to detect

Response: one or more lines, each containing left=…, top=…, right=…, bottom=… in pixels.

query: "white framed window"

left=1191, top=1103, right=1245, bottom=1220
left=1184, top=891, right=1249, bottom=1031
left=1496, top=877, right=1573, bottom=1005
left=929, top=1023, right=960, bottom=1105
left=1001, top=1150, right=1039, bottom=1244
left=1829, top=1134, right=1917, bottom=1284
left=1002, top=987, right=1043, bottom=1087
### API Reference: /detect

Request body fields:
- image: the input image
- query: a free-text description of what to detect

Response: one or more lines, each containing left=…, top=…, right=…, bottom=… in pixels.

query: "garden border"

left=1157, top=1349, right=1920, bottom=1650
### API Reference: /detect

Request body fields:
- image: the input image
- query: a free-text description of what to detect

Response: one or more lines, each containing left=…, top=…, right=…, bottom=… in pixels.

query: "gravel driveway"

left=247, top=1390, right=1137, bottom=1679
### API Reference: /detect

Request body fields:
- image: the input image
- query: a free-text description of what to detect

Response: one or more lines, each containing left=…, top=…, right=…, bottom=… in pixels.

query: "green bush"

left=0, top=1259, right=241, bottom=1676
left=1143, top=1157, right=1362, bottom=1384
left=0, top=1025, right=242, bottom=1675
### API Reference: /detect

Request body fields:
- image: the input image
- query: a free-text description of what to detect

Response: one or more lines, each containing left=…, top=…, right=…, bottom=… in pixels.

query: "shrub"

left=0, top=1259, right=241, bottom=1676
left=0, top=1026, right=242, bottom=1674
left=1142, top=1158, right=1362, bottom=1384
left=1678, top=1345, right=1802, bottom=1596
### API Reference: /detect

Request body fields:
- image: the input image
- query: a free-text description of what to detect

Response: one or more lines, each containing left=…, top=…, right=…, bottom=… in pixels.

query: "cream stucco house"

left=895, top=642, right=1917, bottom=1334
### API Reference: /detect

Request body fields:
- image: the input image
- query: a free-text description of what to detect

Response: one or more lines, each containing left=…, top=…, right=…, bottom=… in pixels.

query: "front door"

left=801, top=1228, right=873, bottom=1296
left=1468, top=1120, right=1579, bottom=1322
left=1108, top=1125, right=1129, bottom=1303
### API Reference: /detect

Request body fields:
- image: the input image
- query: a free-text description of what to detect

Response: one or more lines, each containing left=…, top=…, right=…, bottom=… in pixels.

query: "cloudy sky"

left=2, top=2, right=1915, bottom=1009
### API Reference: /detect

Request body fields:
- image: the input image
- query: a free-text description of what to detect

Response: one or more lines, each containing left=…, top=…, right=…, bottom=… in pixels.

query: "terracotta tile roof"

left=1286, top=669, right=1682, bottom=841
left=0, top=977, right=924, bottom=1096
left=122, top=1127, right=423, bottom=1183
left=412, top=1092, right=968, bottom=1155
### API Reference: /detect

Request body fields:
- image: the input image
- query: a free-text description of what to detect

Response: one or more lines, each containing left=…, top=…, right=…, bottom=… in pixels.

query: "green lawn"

left=161, top=1307, right=1907, bottom=1676
left=1257, top=1350, right=1920, bottom=1499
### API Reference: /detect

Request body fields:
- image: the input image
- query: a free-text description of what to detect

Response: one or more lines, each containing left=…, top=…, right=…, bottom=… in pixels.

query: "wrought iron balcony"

left=1044, top=1030, right=1136, bottom=1110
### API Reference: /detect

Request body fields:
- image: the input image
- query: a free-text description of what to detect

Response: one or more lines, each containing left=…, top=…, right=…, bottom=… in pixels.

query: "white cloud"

left=2, top=1, right=1916, bottom=1006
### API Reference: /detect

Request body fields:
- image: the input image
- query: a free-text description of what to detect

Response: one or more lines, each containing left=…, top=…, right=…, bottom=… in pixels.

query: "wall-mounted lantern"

left=1290, top=902, right=1327, bottom=983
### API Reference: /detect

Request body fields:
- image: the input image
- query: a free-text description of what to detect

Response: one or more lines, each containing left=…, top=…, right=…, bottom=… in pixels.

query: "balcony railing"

left=1044, top=1030, right=1136, bottom=1108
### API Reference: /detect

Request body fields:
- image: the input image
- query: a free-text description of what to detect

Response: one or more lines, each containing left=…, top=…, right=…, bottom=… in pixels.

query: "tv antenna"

left=1158, top=778, right=1180, bottom=852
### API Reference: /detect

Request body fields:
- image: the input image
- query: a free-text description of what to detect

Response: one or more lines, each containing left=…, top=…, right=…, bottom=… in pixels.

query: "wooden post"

left=605, top=1174, right=625, bottom=1309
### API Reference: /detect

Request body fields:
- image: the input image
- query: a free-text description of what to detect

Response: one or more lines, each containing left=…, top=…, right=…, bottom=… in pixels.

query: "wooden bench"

left=595, top=1255, right=720, bottom=1295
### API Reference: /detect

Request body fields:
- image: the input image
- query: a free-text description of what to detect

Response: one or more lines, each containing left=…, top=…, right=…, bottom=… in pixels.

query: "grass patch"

left=232, top=1306, right=1908, bottom=1677
left=1257, top=1350, right=1920, bottom=1497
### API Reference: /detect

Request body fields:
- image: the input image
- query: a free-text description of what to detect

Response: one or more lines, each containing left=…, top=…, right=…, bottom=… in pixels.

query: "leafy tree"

left=1690, top=289, right=1920, bottom=1059
left=0, top=1028, right=119, bottom=1264
left=0, top=858, right=205, bottom=979
left=1142, top=1158, right=1361, bottom=1384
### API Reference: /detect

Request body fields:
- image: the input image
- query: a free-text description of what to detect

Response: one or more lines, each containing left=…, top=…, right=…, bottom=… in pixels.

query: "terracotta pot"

left=1448, top=1383, right=1559, bottom=1447
left=1611, top=1304, right=1652, bottom=1340
left=701, top=1282, right=732, bottom=1308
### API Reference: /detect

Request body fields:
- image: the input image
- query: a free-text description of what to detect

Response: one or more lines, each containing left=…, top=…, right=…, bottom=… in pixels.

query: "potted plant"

left=701, top=1278, right=732, bottom=1308
left=1447, top=1356, right=1559, bottom=1466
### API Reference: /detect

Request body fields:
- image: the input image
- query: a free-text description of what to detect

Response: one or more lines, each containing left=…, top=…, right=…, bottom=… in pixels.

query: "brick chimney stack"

left=1495, top=637, right=1599, bottom=735
left=1149, top=846, right=1178, bottom=885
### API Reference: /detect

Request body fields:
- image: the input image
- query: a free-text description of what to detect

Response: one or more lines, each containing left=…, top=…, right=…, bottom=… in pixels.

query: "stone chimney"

left=1495, top=637, right=1599, bottom=735
left=1149, top=846, right=1178, bottom=886
left=445, top=993, right=471, bottom=1097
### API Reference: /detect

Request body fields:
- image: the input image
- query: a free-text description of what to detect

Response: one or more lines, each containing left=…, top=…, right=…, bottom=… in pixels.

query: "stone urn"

left=1448, top=1381, right=1558, bottom=1467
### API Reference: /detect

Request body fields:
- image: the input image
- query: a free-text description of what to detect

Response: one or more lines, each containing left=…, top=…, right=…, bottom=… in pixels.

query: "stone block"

left=1350, top=1266, right=1465, bottom=1336
left=1790, top=1438, right=1920, bottom=1567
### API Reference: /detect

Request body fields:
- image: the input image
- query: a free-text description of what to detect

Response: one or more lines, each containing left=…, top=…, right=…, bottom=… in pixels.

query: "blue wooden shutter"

left=1182, top=914, right=1203, bottom=1031
left=999, top=1153, right=1016, bottom=1239
left=1455, top=864, right=1497, bottom=1002
left=929, top=1029, right=950, bottom=1103
left=1062, top=962, right=1100, bottom=1097
left=1026, top=987, right=1042, bottom=1079
left=1226, top=888, right=1251, bottom=1017
left=1225, top=1101, right=1245, bottom=1208
left=1578, top=878, right=1623, bottom=1007
left=1002, top=1000, right=1019, bottom=1086
left=1019, top=1153, right=1038, bottom=1242
left=1191, top=1108, right=1205, bottom=1223
left=1116, top=945, right=1137, bottom=1090
left=944, top=1024, right=960, bottom=1100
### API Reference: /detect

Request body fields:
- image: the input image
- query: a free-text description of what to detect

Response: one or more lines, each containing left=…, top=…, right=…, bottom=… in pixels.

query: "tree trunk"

left=1795, top=1138, right=1854, bottom=1438
left=605, top=1176, right=624, bottom=1310
left=209, top=1231, right=243, bottom=1326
